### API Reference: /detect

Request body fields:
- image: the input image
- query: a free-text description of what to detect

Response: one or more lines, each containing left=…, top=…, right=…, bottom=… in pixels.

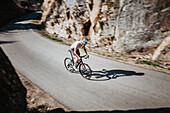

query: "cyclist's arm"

left=83, top=46, right=89, bottom=57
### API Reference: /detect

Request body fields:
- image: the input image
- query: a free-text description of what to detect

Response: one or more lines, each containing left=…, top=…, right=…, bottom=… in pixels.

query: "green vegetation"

left=115, top=57, right=123, bottom=60
left=92, top=50, right=123, bottom=60
left=136, top=60, right=168, bottom=69
left=136, top=60, right=160, bottom=67
left=93, top=51, right=105, bottom=56
left=38, top=32, right=71, bottom=46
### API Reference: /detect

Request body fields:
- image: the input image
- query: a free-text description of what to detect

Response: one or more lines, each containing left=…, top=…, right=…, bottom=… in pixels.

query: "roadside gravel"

left=18, top=72, right=70, bottom=113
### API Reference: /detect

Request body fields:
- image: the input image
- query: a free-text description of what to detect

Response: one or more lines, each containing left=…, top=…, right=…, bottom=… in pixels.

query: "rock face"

left=0, top=47, right=27, bottom=113
left=41, top=0, right=170, bottom=61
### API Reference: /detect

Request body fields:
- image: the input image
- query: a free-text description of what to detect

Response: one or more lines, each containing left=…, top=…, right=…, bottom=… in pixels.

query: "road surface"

left=0, top=12, right=170, bottom=111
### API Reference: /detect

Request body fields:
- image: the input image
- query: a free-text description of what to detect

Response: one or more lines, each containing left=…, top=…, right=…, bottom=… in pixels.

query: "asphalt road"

left=0, top=12, right=170, bottom=111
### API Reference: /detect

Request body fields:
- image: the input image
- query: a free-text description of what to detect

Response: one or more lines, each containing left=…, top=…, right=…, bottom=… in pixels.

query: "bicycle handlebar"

left=68, top=50, right=89, bottom=59
left=80, top=55, right=88, bottom=59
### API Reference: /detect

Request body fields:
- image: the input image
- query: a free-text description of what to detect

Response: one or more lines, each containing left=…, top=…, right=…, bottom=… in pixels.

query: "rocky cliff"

left=41, top=0, right=170, bottom=62
left=0, top=47, right=27, bottom=113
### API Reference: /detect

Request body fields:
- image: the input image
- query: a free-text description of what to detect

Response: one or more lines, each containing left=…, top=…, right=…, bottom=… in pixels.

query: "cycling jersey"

left=70, top=41, right=82, bottom=49
left=70, top=41, right=82, bottom=56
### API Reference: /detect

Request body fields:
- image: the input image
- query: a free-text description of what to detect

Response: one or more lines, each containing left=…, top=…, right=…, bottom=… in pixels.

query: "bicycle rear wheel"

left=79, top=63, right=92, bottom=79
left=64, top=58, right=74, bottom=73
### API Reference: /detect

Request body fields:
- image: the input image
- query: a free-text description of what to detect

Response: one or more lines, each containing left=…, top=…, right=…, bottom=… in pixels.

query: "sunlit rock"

left=41, top=0, right=170, bottom=61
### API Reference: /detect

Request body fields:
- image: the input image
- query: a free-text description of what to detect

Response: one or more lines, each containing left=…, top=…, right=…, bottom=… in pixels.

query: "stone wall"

left=41, top=0, right=170, bottom=61
left=0, top=47, right=27, bottom=113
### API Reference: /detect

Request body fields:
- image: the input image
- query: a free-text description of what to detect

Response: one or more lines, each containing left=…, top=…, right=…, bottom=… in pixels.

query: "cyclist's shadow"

left=89, top=69, right=144, bottom=81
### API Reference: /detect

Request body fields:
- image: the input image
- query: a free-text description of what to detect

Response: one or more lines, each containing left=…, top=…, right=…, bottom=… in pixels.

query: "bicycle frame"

left=78, top=57, right=86, bottom=71
left=68, top=50, right=75, bottom=65
left=68, top=50, right=85, bottom=69
left=65, top=50, right=92, bottom=79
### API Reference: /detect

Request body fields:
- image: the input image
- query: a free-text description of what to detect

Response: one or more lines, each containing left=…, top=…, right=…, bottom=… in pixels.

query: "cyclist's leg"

left=70, top=49, right=79, bottom=71
left=74, top=49, right=80, bottom=67
left=70, top=49, right=74, bottom=55
left=76, top=49, right=80, bottom=56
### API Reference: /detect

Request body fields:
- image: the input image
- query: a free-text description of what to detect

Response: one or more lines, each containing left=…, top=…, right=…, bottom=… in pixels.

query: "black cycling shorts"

left=71, top=48, right=80, bottom=56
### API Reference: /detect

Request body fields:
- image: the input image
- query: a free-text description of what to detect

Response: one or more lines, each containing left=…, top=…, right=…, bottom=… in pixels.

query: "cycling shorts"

left=70, top=48, right=80, bottom=56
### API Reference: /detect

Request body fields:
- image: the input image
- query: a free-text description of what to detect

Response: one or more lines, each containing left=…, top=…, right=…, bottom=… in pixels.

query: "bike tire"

left=79, top=63, right=92, bottom=79
left=64, top=58, right=74, bottom=73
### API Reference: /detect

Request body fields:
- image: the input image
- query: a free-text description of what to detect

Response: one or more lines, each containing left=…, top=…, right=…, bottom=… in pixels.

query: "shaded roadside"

left=0, top=47, right=70, bottom=113
left=0, top=0, right=34, bottom=28
left=18, top=72, right=70, bottom=113
left=0, top=47, right=27, bottom=113
left=0, top=12, right=43, bottom=33
left=27, top=107, right=170, bottom=113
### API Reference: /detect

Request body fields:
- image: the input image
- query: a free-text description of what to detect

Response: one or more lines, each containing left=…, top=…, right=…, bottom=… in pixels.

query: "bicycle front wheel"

left=64, top=58, right=74, bottom=73
left=79, top=63, right=92, bottom=79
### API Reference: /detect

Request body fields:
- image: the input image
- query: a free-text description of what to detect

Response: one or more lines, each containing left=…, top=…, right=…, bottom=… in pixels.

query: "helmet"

left=82, top=38, right=88, bottom=45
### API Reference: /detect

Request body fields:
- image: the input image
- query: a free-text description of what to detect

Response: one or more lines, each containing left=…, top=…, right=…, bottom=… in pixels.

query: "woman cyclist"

left=70, top=38, right=89, bottom=71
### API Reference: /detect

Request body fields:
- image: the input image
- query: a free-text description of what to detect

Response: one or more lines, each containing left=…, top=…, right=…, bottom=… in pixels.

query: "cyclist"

left=70, top=38, right=89, bottom=71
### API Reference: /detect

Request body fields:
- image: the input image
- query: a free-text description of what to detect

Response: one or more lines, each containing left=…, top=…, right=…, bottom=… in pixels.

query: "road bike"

left=64, top=50, right=92, bottom=79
